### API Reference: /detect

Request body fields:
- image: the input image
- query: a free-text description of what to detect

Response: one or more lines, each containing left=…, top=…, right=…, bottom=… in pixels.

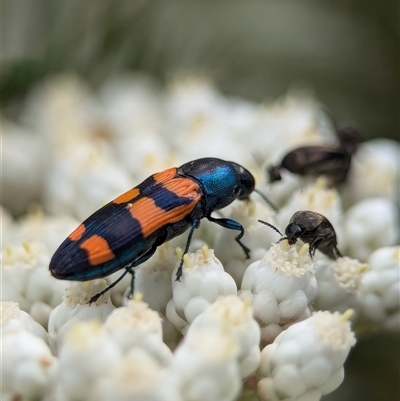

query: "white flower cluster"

left=257, top=310, right=356, bottom=401
left=2, top=73, right=398, bottom=401
left=241, top=241, right=317, bottom=344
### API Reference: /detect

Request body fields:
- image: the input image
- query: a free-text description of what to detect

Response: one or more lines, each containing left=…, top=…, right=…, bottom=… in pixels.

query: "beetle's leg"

left=126, top=267, right=135, bottom=300
left=175, top=220, right=200, bottom=282
left=207, top=215, right=250, bottom=259
left=89, top=269, right=130, bottom=304
left=89, top=245, right=158, bottom=304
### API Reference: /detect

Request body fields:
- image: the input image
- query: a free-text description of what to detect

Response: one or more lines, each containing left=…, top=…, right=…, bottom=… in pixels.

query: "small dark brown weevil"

left=267, top=127, right=361, bottom=185
left=259, top=210, right=342, bottom=260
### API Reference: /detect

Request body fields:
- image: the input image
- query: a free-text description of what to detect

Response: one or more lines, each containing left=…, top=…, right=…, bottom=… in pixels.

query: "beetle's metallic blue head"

left=179, top=158, right=255, bottom=212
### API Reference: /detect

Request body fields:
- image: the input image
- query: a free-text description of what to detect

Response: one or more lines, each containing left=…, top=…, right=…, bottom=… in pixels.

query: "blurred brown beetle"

left=267, top=127, right=361, bottom=186
left=259, top=210, right=342, bottom=260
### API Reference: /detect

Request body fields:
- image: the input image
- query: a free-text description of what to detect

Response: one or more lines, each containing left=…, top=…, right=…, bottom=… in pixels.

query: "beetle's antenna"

left=258, top=219, right=283, bottom=236
left=254, top=189, right=279, bottom=213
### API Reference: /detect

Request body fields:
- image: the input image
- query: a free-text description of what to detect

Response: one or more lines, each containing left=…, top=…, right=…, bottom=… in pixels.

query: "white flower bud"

left=0, top=205, right=18, bottom=247
left=172, top=329, right=242, bottom=401
left=44, top=141, right=133, bottom=221
left=187, top=295, right=261, bottom=378
left=113, top=132, right=175, bottom=182
left=314, top=257, right=368, bottom=314
left=344, top=139, right=400, bottom=205
left=90, top=348, right=182, bottom=401
left=166, top=75, right=251, bottom=165
left=214, top=199, right=278, bottom=286
left=103, top=294, right=173, bottom=366
left=57, top=320, right=122, bottom=400
left=134, top=243, right=177, bottom=314
left=358, top=246, right=400, bottom=331
left=277, top=178, right=343, bottom=242
left=18, top=209, right=80, bottom=254
left=254, top=94, right=336, bottom=163
left=1, top=121, right=45, bottom=215
left=2, top=325, right=57, bottom=400
left=1, top=242, right=66, bottom=315
left=343, top=198, right=398, bottom=261
left=241, top=241, right=317, bottom=343
left=257, top=310, right=356, bottom=401
left=48, top=280, right=115, bottom=346
left=166, top=246, right=237, bottom=331
left=259, top=169, right=302, bottom=208
left=1, top=301, right=49, bottom=345
left=99, top=74, right=163, bottom=136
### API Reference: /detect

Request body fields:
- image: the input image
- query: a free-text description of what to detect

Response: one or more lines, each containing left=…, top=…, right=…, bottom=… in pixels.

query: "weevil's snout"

left=285, top=223, right=302, bottom=245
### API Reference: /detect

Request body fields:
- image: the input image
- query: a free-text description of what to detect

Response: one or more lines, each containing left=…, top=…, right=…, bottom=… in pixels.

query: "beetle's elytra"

left=50, top=158, right=256, bottom=303
left=268, top=127, right=360, bottom=185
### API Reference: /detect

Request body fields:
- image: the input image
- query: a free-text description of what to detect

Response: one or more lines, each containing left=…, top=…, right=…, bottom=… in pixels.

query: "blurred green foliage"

left=2, top=0, right=399, bottom=140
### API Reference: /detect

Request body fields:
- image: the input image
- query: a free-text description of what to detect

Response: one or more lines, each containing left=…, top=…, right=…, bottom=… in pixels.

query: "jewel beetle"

left=259, top=210, right=342, bottom=260
left=50, top=157, right=259, bottom=303
left=267, top=127, right=360, bottom=186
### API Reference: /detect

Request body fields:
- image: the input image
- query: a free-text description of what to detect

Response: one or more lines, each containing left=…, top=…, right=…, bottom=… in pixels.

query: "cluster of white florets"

left=1, top=74, right=398, bottom=401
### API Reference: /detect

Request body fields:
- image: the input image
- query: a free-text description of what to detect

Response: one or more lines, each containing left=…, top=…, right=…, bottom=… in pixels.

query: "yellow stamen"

left=326, top=191, right=335, bottom=209
left=22, top=241, right=30, bottom=253
left=202, top=244, right=210, bottom=260
left=5, top=244, right=12, bottom=257
left=247, top=201, right=255, bottom=217
left=183, top=254, right=191, bottom=268
left=392, top=247, right=400, bottom=263
left=358, top=264, right=368, bottom=274
left=134, top=292, right=143, bottom=303
left=243, top=297, right=252, bottom=312
left=159, top=243, right=168, bottom=260
left=280, top=239, right=290, bottom=252
left=316, top=177, right=327, bottom=190
left=299, top=243, right=310, bottom=257
left=340, top=309, right=354, bottom=322
left=144, top=153, right=157, bottom=169
left=175, top=247, right=183, bottom=260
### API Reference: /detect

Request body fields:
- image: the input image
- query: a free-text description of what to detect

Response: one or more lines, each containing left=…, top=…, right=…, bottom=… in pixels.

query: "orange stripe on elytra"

left=80, top=235, right=116, bottom=266
left=161, top=178, right=202, bottom=199
left=129, top=179, right=201, bottom=238
left=153, top=167, right=177, bottom=184
left=113, top=187, right=140, bottom=204
left=69, top=224, right=85, bottom=241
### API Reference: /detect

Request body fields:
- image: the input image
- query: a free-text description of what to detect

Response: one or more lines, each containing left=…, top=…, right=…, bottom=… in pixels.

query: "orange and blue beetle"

left=50, top=158, right=258, bottom=303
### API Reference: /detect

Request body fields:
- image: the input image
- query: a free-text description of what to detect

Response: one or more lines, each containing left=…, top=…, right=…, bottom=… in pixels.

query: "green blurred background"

left=2, top=1, right=399, bottom=400
left=2, top=0, right=399, bottom=142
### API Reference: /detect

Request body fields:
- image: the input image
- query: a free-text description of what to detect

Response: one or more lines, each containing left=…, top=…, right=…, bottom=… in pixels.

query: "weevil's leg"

left=207, top=215, right=250, bottom=259
left=320, top=240, right=342, bottom=260
left=89, top=245, right=158, bottom=304
left=332, top=245, right=343, bottom=260
left=309, top=237, right=322, bottom=259
left=175, top=220, right=200, bottom=282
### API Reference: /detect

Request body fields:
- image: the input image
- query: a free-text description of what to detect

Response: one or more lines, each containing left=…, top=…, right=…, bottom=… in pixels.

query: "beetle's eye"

left=233, top=185, right=241, bottom=196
